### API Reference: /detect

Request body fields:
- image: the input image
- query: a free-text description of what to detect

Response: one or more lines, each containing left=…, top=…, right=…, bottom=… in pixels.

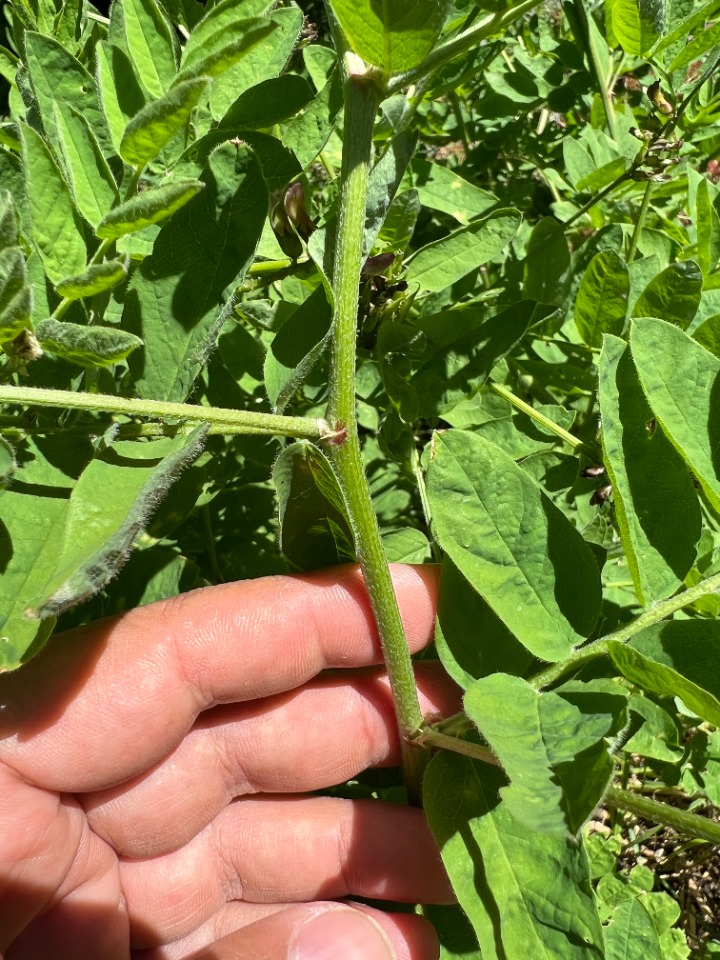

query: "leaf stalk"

left=0, top=385, right=324, bottom=439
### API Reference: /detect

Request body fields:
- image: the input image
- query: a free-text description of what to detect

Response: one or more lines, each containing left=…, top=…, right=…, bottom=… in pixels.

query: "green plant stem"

left=325, top=58, right=427, bottom=804
left=0, top=384, right=324, bottom=439
left=572, top=0, right=618, bottom=141
left=530, top=569, right=720, bottom=689
left=605, top=787, right=720, bottom=844
left=387, top=0, right=539, bottom=94
left=487, top=379, right=584, bottom=450
left=626, top=181, right=653, bottom=262
left=415, top=727, right=499, bottom=766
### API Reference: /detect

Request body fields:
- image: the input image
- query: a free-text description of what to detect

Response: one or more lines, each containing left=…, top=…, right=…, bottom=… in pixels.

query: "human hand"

left=0, top=564, right=459, bottom=960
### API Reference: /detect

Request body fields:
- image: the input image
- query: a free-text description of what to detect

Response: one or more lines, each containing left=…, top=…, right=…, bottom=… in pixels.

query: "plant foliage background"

left=1, top=0, right=720, bottom=954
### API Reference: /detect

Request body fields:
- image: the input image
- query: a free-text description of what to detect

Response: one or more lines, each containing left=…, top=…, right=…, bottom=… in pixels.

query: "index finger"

left=0, top=564, right=439, bottom=792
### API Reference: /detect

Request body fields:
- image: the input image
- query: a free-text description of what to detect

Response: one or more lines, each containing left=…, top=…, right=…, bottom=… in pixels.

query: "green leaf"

left=0, top=246, right=32, bottom=344
left=23, top=32, right=110, bottom=157
left=209, top=7, right=303, bottom=120
left=36, top=318, right=143, bottom=367
left=96, top=41, right=147, bottom=156
left=0, top=436, right=93, bottom=670
left=603, top=898, right=664, bottom=960
left=96, top=180, right=205, bottom=239
left=0, top=191, right=19, bottom=249
left=21, top=124, right=86, bottom=285
left=56, top=260, right=128, bottom=300
left=272, top=441, right=355, bottom=571
left=692, top=314, right=720, bottom=358
left=122, top=0, right=178, bottom=99
left=181, top=0, right=273, bottom=72
left=406, top=210, right=521, bottom=293
left=696, top=178, right=720, bottom=278
left=668, top=19, right=720, bottom=72
left=0, top=436, right=15, bottom=488
left=328, top=0, right=450, bottom=74
left=119, top=78, right=210, bottom=166
left=382, top=528, right=430, bottom=563
left=426, top=430, right=601, bottom=661
left=264, top=285, right=332, bottom=412
left=31, top=428, right=208, bottom=620
left=630, top=317, right=720, bottom=511
left=53, top=104, right=119, bottom=229
left=523, top=218, right=571, bottom=307
left=281, top=65, right=344, bottom=169
left=608, top=0, right=665, bottom=55
left=598, top=336, right=700, bottom=604
left=574, top=251, right=629, bottom=348
left=608, top=621, right=720, bottom=726
left=217, top=74, right=313, bottom=130
left=631, top=261, right=702, bottom=329
left=174, top=19, right=277, bottom=85
left=412, top=158, right=498, bottom=224
left=410, top=302, right=531, bottom=418
left=125, top=144, right=267, bottom=401
left=464, top=674, right=626, bottom=835
left=424, top=753, right=604, bottom=960
left=435, top=557, right=534, bottom=689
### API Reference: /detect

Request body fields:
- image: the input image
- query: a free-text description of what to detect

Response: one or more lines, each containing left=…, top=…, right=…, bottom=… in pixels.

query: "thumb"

left=289, top=907, right=396, bottom=960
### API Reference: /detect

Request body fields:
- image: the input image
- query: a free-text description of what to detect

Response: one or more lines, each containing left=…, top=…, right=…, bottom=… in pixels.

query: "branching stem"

left=325, top=57, right=427, bottom=803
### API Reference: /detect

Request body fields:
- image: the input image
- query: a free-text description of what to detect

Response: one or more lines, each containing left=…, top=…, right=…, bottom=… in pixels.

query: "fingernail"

left=290, top=909, right=396, bottom=960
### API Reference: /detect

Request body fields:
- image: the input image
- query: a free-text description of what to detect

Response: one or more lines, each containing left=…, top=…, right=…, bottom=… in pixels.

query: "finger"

left=0, top=565, right=439, bottom=792
left=136, top=904, right=440, bottom=960
left=84, top=662, right=461, bottom=858
left=122, top=797, right=454, bottom=947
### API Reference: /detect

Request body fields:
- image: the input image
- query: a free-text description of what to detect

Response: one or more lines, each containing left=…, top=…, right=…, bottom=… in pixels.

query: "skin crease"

left=0, top=563, right=461, bottom=960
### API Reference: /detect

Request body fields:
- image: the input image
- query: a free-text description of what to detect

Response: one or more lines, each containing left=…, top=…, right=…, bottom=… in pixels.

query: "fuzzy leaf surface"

left=97, top=181, right=205, bottom=239
left=31, top=428, right=207, bottom=621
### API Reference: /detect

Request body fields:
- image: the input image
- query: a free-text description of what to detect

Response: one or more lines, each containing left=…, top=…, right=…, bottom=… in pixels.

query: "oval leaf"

left=631, top=260, right=702, bottom=329
left=272, top=441, right=355, bottom=570
left=575, top=251, right=629, bottom=348
left=608, top=621, right=720, bottom=726
left=120, top=78, right=210, bottom=166
left=630, top=317, right=720, bottom=511
left=328, top=0, right=451, bottom=74
left=97, top=180, right=205, bottom=239
left=36, top=319, right=143, bottom=367
left=21, top=124, right=86, bottom=284
left=426, top=430, right=601, bottom=661
left=424, top=753, right=605, bottom=960
left=56, top=260, right=128, bottom=300
left=406, top=210, right=521, bottom=293
left=598, top=336, right=700, bottom=603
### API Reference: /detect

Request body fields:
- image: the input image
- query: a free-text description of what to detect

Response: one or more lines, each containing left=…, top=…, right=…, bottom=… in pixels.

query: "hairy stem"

left=606, top=787, right=720, bottom=844
left=325, top=55, right=427, bottom=803
left=487, top=379, right=585, bottom=450
left=387, top=0, right=539, bottom=94
left=530, top=569, right=720, bottom=689
left=0, top=385, right=324, bottom=439
left=626, top=181, right=653, bottom=262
